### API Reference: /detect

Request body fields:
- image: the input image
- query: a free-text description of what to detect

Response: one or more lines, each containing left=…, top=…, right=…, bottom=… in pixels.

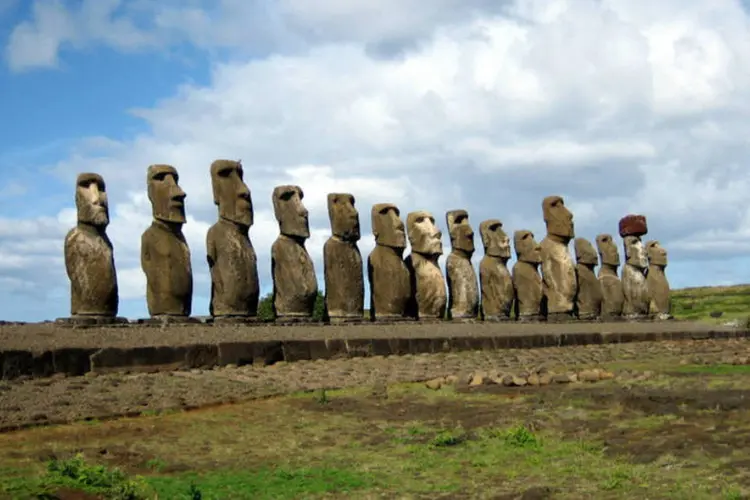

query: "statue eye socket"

left=280, top=191, right=295, bottom=201
left=218, top=169, right=232, bottom=177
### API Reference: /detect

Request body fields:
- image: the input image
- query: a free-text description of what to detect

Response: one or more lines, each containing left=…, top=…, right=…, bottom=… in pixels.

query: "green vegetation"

left=1, top=364, right=749, bottom=499
left=673, top=363, right=750, bottom=375
left=671, top=284, right=750, bottom=324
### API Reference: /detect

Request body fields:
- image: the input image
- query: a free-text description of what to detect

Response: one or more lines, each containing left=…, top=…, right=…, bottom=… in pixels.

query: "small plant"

left=314, top=388, right=329, bottom=405
left=144, top=458, right=166, bottom=472
left=43, top=453, right=149, bottom=500
left=430, top=427, right=468, bottom=447
left=188, top=482, right=203, bottom=500
left=503, top=425, right=540, bottom=449
left=601, top=469, right=632, bottom=491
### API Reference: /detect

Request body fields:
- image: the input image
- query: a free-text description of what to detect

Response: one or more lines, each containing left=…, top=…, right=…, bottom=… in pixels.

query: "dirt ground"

left=0, top=319, right=735, bottom=350
left=2, top=337, right=750, bottom=432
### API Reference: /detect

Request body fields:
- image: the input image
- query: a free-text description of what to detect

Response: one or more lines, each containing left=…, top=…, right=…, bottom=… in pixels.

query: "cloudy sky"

left=1, top=0, right=750, bottom=322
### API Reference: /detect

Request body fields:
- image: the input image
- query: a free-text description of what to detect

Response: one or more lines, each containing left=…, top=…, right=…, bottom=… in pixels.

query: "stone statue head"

left=646, top=240, right=668, bottom=267
left=327, top=193, right=360, bottom=242
left=210, top=159, right=253, bottom=227
left=574, top=238, right=598, bottom=266
left=272, top=185, right=309, bottom=239
left=446, top=209, right=475, bottom=255
left=623, top=235, right=648, bottom=269
left=479, top=219, right=511, bottom=260
left=514, top=230, right=542, bottom=264
left=75, top=172, right=109, bottom=228
left=542, top=195, right=574, bottom=241
left=596, top=234, right=620, bottom=267
left=407, top=210, right=443, bottom=256
left=147, top=164, right=186, bottom=224
left=371, top=203, right=406, bottom=249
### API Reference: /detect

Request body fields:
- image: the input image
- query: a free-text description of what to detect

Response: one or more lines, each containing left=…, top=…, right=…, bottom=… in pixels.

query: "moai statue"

left=405, top=211, right=447, bottom=320
left=61, top=173, right=124, bottom=325
left=646, top=240, right=673, bottom=320
left=445, top=210, right=479, bottom=321
left=141, top=164, right=194, bottom=322
left=367, top=203, right=412, bottom=321
left=479, top=219, right=514, bottom=322
left=271, top=185, right=318, bottom=322
left=540, top=196, right=576, bottom=322
left=206, top=160, right=259, bottom=323
left=574, top=238, right=602, bottom=320
left=596, top=234, right=625, bottom=320
left=619, top=214, right=650, bottom=320
left=512, top=230, right=543, bottom=321
left=324, top=193, right=364, bottom=323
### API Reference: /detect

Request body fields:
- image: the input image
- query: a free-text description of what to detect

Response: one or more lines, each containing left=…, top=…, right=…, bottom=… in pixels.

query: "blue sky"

left=2, top=0, right=750, bottom=322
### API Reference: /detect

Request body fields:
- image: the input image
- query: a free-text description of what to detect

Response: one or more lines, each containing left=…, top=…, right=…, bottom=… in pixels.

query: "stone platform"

left=0, top=320, right=744, bottom=381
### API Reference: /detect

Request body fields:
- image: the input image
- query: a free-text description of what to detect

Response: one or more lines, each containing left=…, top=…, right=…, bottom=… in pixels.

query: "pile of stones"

left=425, top=366, right=617, bottom=390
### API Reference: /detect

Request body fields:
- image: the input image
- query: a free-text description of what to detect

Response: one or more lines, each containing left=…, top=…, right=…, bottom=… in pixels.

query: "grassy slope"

left=671, top=284, right=750, bottom=324
left=2, top=361, right=750, bottom=499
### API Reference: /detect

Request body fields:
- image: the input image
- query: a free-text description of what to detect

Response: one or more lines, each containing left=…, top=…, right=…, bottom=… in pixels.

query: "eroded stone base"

left=576, top=313, right=602, bottom=322
left=652, top=313, right=675, bottom=321
left=624, top=314, right=651, bottom=322
left=546, top=312, right=576, bottom=323
left=55, top=316, right=129, bottom=328
left=369, top=315, right=417, bottom=323
left=137, top=316, right=201, bottom=326
left=274, top=316, right=321, bottom=326
left=517, top=314, right=545, bottom=323
left=328, top=316, right=366, bottom=325
left=600, top=315, right=625, bottom=322
left=483, top=315, right=514, bottom=323
left=210, top=316, right=262, bottom=325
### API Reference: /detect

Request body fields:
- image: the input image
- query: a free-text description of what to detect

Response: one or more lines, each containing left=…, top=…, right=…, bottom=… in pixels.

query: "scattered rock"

left=425, top=378, right=443, bottom=390
left=552, top=373, right=572, bottom=384
left=527, top=374, right=540, bottom=386
left=578, top=369, right=600, bottom=383
left=511, top=376, right=528, bottom=387
left=444, top=375, right=459, bottom=385
left=469, top=371, right=487, bottom=386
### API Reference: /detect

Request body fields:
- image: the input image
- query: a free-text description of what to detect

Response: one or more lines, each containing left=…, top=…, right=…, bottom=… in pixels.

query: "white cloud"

left=4, top=0, right=750, bottom=319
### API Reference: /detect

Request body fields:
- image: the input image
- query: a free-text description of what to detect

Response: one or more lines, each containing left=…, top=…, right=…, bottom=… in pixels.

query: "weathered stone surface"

left=619, top=214, right=648, bottom=237
left=206, top=160, right=260, bottom=319
left=512, top=230, right=543, bottom=321
left=621, top=217, right=650, bottom=320
left=574, top=238, right=602, bottom=320
left=405, top=211, right=446, bottom=320
left=596, top=234, right=625, bottom=320
left=540, top=196, right=576, bottom=321
left=141, top=165, right=193, bottom=318
left=646, top=240, right=673, bottom=320
left=324, top=193, right=364, bottom=322
left=271, top=185, right=318, bottom=320
left=64, top=173, right=119, bottom=319
left=445, top=210, right=479, bottom=320
left=479, top=219, right=514, bottom=322
left=368, top=204, right=412, bottom=321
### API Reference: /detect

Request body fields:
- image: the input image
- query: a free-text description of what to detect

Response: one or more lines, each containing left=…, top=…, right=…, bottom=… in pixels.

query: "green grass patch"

left=148, top=466, right=376, bottom=500
left=674, top=364, right=750, bottom=375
